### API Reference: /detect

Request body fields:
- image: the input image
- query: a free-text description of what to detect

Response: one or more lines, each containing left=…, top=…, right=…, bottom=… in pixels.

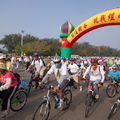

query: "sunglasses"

left=54, top=61, right=61, bottom=64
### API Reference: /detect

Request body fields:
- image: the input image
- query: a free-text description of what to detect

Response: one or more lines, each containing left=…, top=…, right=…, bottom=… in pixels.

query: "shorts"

left=57, top=79, right=69, bottom=90
left=40, top=67, right=47, bottom=76
left=71, top=75, right=79, bottom=83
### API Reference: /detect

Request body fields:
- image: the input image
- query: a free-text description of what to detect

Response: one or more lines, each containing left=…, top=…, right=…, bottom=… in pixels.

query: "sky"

left=0, top=0, right=120, bottom=50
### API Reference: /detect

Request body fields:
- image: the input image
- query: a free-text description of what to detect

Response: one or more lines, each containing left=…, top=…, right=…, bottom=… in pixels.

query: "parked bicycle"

left=85, top=81, right=99, bottom=118
left=106, top=77, right=120, bottom=98
left=32, top=84, right=72, bottom=120
left=107, top=97, right=120, bottom=119
left=0, top=87, right=27, bottom=112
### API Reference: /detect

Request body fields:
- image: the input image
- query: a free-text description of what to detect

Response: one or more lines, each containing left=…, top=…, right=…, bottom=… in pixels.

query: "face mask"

left=55, top=63, right=62, bottom=68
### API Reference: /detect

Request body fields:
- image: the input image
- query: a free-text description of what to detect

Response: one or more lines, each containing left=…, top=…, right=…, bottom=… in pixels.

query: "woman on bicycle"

left=39, top=54, right=70, bottom=110
left=0, top=62, right=19, bottom=118
left=82, top=58, right=105, bottom=99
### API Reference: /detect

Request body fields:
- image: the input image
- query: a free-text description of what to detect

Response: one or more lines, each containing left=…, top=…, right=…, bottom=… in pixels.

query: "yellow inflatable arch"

left=67, top=7, right=120, bottom=47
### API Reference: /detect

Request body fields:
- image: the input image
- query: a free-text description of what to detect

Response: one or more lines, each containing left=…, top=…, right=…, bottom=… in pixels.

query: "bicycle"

left=27, top=68, right=41, bottom=95
left=0, top=88, right=27, bottom=112
left=107, top=97, right=120, bottom=119
left=106, top=77, right=120, bottom=98
left=27, top=68, right=48, bottom=96
left=85, top=81, right=99, bottom=118
left=32, top=84, right=72, bottom=120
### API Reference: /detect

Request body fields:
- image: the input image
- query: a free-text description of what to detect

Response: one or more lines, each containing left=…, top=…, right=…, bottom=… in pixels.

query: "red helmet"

left=90, top=58, right=99, bottom=63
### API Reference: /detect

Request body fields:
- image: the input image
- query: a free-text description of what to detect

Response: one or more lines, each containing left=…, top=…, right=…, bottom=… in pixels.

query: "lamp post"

left=21, top=30, right=24, bottom=46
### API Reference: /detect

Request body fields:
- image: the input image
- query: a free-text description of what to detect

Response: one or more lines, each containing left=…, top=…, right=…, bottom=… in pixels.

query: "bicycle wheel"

left=10, top=90, right=27, bottom=111
left=62, top=89, right=72, bottom=110
left=106, top=84, right=117, bottom=98
left=27, top=79, right=39, bottom=96
left=108, top=103, right=118, bottom=119
left=32, top=100, right=51, bottom=120
left=85, top=92, right=93, bottom=118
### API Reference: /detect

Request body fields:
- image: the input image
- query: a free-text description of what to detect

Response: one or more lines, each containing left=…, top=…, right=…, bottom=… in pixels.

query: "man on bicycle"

left=27, top=53, right=46, bottom=88
left=0, top=62, right=19, bottom=118
left=68, top=58, right=82, bottom=91
left=82, top=58, right=105, bottom=99
left=39, top=54, right=70, bottom=110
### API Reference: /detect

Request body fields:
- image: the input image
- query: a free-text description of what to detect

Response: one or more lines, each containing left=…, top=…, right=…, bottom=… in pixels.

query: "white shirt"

left=83, top=65, right=105, bottom=83
left=24, top=57, right=30, bottom=62
left=11, top=56, right=16, bottom=64
left=68, top=63, right=79, bottom=73
left=47, top=64, right=70, bottom=84
left=31, top=59, right=45, bottom=72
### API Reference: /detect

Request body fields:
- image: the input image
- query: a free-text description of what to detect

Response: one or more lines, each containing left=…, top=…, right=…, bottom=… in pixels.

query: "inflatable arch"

left=60, top=7, right=120, bottom=58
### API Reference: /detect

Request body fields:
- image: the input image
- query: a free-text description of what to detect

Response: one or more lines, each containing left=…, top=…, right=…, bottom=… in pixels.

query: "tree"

left=0, top=34, right=39, bottom=52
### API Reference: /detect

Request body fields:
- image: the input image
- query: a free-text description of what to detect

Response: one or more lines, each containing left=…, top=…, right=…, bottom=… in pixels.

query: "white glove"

left=26, top=69, right=30, bottom=72
left=0, top=87, right=3, bottom=91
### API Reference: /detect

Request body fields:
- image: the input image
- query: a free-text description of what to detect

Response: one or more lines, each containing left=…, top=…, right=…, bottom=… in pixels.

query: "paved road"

left=0, top=69, right=120, bottom=120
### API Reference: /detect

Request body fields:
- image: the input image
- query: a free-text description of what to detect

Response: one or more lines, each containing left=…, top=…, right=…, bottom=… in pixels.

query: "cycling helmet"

left=90, top=58, right=99, bottom=63
left=0, top=54, right=6, bottom=59
left=33, top=53, right=40, bottom=57
left=69, top=58, right=74, bottom=61
left=53, top=54, right=61, bottom=63
left=112, top=65, right=117, bottom=69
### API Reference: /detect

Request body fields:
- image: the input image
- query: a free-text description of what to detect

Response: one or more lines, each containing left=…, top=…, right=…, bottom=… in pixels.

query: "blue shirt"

left=109, top=70, right=120, bottom=80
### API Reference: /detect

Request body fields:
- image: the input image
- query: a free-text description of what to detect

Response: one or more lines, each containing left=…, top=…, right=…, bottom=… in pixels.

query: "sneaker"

left=58, top=102, right=64, bottom=110
left=54, top=103, right=59, bottom=109
left=33, top=84, right=38, bottom=89
left=0, top=110, right=9, bottom=118
left=95, top=94, right=99, bottom=99
left=79, top=86, right=82, bottom=91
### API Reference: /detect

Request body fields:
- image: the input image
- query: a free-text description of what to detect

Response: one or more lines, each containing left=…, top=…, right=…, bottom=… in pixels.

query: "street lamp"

left=21, top=30, right=24, bottom=46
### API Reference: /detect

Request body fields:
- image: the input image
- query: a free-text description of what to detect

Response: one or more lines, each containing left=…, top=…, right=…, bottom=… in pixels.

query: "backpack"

left=12, top=72, right=21, bottom=83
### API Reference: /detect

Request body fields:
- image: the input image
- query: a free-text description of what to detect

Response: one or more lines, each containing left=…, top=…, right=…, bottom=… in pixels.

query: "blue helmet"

left=33, top=53, right=40, bottom=57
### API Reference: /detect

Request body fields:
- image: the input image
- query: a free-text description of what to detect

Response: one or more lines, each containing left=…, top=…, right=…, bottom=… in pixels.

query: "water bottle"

left=56, top=95, right=60, bottom=103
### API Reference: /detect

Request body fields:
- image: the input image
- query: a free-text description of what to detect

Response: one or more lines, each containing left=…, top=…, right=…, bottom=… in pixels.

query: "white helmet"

left=84, top=61, right=88, bottom=65
left=53, top=54, right=61, bottom=63
left=0, top=54, right=6, bottom=59
left=112, top=65, right=117, bottom=69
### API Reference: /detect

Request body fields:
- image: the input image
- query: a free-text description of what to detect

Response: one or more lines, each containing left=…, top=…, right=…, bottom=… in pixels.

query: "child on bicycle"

left=0, top=62, right=19, bottom=118
left=108, top=65, right=120, bottom=81
left=39, top=54, right=70, bottom=110
left=82, top=58, right=105, bottom=99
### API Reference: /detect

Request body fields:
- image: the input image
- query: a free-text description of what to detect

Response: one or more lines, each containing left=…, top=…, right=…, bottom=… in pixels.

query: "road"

left=0, top=68, right=120, bottom=120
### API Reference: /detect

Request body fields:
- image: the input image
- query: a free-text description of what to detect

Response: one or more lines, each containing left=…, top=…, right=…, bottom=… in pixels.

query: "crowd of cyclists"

left=1, top=51, right=120, bottom=118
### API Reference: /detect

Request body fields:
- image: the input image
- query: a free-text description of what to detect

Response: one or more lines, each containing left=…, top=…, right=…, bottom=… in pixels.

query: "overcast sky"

left=0, top=0, right=120, bottom=50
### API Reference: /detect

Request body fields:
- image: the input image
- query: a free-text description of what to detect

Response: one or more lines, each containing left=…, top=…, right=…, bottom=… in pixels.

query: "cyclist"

left=82, top=58, right=105, bottom=99
left=27, top=53, right=47, bottom=88
left=68, top=58, right=82, bottom=91
left=39, top=54, right=70, bottom=110
left=0, top=62, right=19, bottom=118
left=108, top=65, right=120, bottom=81
left=62, top=58, right=69, bottom=67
